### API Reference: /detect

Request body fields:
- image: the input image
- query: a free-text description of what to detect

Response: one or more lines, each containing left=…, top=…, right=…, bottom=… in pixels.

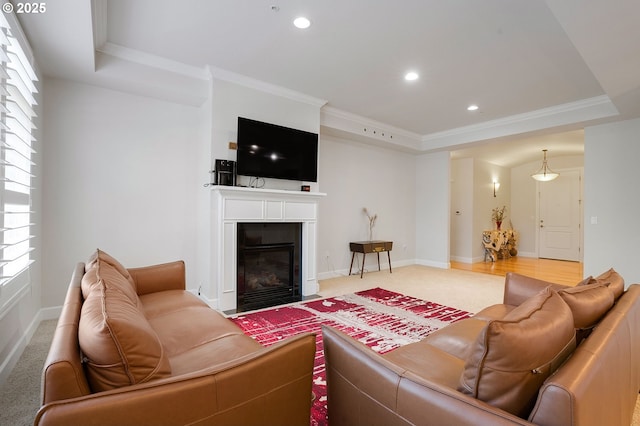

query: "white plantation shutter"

left=0, top=13, right=37, bottom=287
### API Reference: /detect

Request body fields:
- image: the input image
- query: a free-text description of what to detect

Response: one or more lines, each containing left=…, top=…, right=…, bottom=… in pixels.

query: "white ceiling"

left=15, top=0, right=640, bottom=167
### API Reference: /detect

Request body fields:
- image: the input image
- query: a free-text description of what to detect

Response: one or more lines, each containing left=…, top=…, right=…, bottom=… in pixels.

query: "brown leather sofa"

left=323, top=269, right=640, bottom=426
left=36, top=250, right=316, bottom=426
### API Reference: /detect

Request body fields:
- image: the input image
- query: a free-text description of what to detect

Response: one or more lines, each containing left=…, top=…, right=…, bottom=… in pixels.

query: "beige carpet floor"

left=0, top=318, right=56, bottom=426
left=1, top=265, right=638, bottom=425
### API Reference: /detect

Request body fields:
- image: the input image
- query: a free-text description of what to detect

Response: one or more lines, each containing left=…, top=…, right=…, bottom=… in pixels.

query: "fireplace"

left=237, top=223, right=302, bottom=312
left=209, top=186, right=325, bottom=312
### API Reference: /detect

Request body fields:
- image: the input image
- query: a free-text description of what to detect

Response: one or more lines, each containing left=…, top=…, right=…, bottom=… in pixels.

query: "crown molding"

left=320, top=96, right=619, bottom=153
left=420, top=95, right=618, bottom=150
left=321, top=106, right=423, bottom=141
left=96, top=42, right=210, bottom=81
left=320, top=106, right=423, bottom=152
left=209, top=66, right=327, bottom=108
left=86, top=0, right=617, bottom=152
left=90, top=0, right=208, bottom=81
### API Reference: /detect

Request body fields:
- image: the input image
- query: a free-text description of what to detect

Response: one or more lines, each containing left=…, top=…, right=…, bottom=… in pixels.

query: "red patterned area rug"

left=229, top=287, right=472, bottom=426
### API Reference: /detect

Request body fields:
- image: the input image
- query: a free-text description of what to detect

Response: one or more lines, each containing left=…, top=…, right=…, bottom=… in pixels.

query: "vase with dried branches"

left=492, top=205, right=506, bottom=230
left=363, top=207, right=377, bottom=241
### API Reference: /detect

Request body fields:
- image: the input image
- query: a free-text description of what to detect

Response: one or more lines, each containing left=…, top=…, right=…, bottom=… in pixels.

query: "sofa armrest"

left=503, top=272, right=568, bottom=306
left=322, top=326, right=531, bottom=426
left=128, top=261, right=186, bottom=295
left=41, top=263, right=92, bottom=405
left=35, top=332, right=316, bottom=426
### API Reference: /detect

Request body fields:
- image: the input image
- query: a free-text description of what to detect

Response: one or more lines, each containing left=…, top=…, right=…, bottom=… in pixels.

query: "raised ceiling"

left=15, top=0, right=640, bottom=162
left=105, top=0, right=606, bottom=136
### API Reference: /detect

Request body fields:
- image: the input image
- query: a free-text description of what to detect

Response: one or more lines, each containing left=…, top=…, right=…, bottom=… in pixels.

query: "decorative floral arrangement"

left=363, top=207, right=377, bottom=241
left=492, top=205, right=506, bottom=222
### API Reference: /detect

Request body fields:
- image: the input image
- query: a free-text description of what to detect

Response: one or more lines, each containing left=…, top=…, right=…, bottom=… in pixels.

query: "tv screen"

left=236, top=117, right=318, bottom=182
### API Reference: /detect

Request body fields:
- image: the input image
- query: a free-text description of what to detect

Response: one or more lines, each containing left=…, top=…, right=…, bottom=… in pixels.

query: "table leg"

left=377, top=252, right=381, bottom=271
left=387, top=251, right=392, bottom=273
left=349, top=251, right=356, bottom=276
left=360, top=253, right=366, bottom=279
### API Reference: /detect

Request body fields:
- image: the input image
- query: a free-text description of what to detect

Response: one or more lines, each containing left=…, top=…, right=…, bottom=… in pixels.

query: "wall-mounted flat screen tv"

left=236, top=117, right=318, bottom=182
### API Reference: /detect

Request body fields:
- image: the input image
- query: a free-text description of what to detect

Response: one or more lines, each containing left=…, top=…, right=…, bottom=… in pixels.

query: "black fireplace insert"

left=237, top=223, right=302, bottom=312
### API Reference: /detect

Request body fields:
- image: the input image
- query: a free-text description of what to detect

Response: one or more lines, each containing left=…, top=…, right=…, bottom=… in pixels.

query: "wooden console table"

left=349, top=241, right=393, bottom=278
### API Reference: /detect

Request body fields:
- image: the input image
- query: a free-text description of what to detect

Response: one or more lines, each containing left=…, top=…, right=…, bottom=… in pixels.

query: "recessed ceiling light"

left=467, top=104, right=479, bottom=111
left=293, top=17, right=311, bottom=29
left=404, top=71, right=419, bottom=81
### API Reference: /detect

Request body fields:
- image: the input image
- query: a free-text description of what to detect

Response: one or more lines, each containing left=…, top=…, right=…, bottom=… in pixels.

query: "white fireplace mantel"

left=210, top=186, right=326, bottom=311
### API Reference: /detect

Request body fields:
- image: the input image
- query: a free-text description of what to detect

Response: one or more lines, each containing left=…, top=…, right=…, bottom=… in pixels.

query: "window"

left=0, top=13, right=38, bottom=289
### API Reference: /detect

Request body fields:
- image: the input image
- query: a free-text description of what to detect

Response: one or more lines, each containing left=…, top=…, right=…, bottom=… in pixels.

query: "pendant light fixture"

left=531, top=149, right=559, bottom=181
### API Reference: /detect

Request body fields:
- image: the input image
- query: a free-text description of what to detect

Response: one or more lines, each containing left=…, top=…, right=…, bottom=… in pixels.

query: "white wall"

left=42, top=78, right=205, bottom=307
left=584, top=118, right=640, bottom=285
left=210, top=78, right=321, bottom=191
left=450, top=158, right=474, bottom=261
left=510, top=160, right=539, bottom=257
left=416, top=151, right=450, bottom=268
left=317, top=135, right=416, bottom=278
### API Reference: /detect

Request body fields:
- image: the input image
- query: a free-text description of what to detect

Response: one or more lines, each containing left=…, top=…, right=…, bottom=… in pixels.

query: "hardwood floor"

left=451, top=257, right=584, bottom=286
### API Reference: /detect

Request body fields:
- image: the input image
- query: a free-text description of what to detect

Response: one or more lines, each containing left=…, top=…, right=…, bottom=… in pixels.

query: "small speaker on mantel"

left=301, top=185, right=310, bottom=192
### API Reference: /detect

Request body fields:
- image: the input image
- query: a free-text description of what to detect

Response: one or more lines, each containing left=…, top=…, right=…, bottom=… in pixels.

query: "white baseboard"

left=415, top=259, right=450, bottom=269
left=317, top=258, right=415, bottom=281
left=40, top=305, right=62, bottom=320
left=319, top=258, right=454, bottom=279
left=0, top=307, right=52, bottom=387
left=516, top=251, right=537, bottom=258
left=317, top=269, right=348, bottom=281
left=450, top=255, right=485, bottom=264
left=453, top=253, right=539, bottom=263
left=198, top=293, right=219, bottom=310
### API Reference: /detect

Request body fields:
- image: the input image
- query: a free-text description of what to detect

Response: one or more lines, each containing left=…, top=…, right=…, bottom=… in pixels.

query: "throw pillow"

left=81, top=261, right=140, bottom=306
left=79, top=264, right=171, bottom=392
left=85, top=249, right=137, bottom=290
left=558, top=283, right=614, bottom=329
left=575, top=276, right=593, bottom=287
left=459, top=287, right=576, bottom=417
left=592, top=268, right=624, bottom=300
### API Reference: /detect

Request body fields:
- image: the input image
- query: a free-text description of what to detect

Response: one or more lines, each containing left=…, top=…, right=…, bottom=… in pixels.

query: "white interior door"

left=538, top=169, right=582, bottom=261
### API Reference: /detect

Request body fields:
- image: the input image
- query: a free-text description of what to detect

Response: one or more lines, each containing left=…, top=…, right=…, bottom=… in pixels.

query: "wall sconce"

left=493, top=181, right=500, bottom=197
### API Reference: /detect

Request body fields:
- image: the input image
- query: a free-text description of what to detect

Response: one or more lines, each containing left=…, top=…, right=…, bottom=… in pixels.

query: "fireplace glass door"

left=237, top=223, right=302, bottom=312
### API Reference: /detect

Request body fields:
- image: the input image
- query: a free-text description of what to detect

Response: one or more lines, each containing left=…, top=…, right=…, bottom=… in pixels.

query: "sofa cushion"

left=79, top=270, right=171, bottom=392
left=472, top=304, right=516, bottom=321
left=459, top=287, right=576, bottom=418
left=575, top=275, right=594, bottom=287
left=558, top=283, right=615, bottom=329
left=82, top=249, right=137, bottom=300
left=382, top=341, right=466, bottom=389
left=590, top=268, right=625, bottom=300
left=421, top=318, right=491, bottom=360
left=82, top=261, right=140, bottom=308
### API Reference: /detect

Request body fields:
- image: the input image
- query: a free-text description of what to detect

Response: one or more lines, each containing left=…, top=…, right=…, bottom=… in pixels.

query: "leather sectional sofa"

left=36, top=250, right=316, bottom=426
left=323, top=270, right=640, bottom=426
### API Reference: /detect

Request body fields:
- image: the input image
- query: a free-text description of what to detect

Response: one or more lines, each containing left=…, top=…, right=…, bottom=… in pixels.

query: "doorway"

left=537, top=169, right=582, bottom=261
